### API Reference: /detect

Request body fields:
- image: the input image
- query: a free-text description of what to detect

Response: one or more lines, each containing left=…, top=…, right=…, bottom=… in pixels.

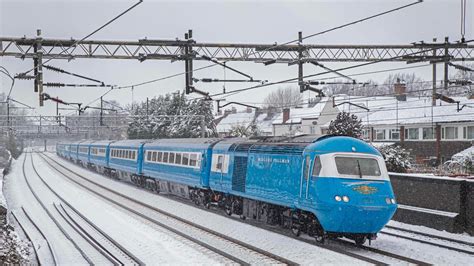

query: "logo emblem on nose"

left=353, top=185, right=377, bottom=194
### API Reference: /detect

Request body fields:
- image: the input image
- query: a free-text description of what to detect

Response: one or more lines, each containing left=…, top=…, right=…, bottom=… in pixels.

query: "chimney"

left=394, top=78, right=407, bottom=101
left=283, top=108, right=290, bottom=123
left=231, top=107, right=237, bottom=114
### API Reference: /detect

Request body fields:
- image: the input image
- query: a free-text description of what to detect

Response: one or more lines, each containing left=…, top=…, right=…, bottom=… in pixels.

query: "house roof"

left=272, top=98, right=327, bottom=125
left=216, top=110, right=256, bottom=132
left=363, top=96, right=474, bottom=126
left=322, top=94, right=474, bottom=127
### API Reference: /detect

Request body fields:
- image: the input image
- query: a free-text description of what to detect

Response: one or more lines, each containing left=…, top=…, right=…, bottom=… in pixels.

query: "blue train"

left=56, top=135, right=397, bottom=245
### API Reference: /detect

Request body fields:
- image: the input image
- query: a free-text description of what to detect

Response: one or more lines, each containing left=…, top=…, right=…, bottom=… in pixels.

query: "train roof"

left=306, top=135, right=381, bottom=156
left=109, top=139, right=152, bottom=148
left=90, top=140, right=116, bottom=146
left=77, top=140, right=97, bottom=145
left=145, top=138, right=222, bottom=149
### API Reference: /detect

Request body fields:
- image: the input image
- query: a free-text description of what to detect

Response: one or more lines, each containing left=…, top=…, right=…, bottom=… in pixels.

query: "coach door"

left=299, top=155, right=313, bottom=203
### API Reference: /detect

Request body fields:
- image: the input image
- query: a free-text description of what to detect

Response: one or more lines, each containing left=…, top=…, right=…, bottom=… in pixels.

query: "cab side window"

left=216, top=155, right=224, bottom=171
left=303, top=155, right=310, bottom=180
left=312, top=156, right=322, bottom=177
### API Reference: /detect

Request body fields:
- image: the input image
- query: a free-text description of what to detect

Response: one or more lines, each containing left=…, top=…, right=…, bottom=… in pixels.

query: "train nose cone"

left=315, top=203, right=396, bottom=233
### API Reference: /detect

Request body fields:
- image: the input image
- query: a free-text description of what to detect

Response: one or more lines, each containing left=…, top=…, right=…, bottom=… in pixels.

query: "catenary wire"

left=20, top=0, right=143, bottom=75
left=112, top=1, right=422, bottom=93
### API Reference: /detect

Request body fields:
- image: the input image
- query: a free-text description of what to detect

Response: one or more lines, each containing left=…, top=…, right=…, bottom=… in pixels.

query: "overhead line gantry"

left=1, top=30, right=473, bottom=106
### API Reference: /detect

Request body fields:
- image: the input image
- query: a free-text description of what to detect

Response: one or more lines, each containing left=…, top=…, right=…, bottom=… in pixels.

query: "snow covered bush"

left=448, top=149, right=474, bottom=174
left=377, top=145, right=412, bottom=173
left=327, top=111, right=363, bottom=138
left=228, top=123, right=260, bottom=137
left=0, top=224, right=30, bottom=264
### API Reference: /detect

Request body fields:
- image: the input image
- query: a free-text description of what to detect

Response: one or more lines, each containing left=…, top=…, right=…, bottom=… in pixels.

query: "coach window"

left=147, top=151, right=152, bottom=161
left=157, top=152, right=163, bottom=162
left=182, top=153, right=189, bottom=165
left=175, top=153, right=182, bottom=164
left=163, top=152, right=169, bottom=163
left=169, top=152, right=175, bottom=164
left=312, top=156, right=322, bottom=177
left=152, top=151, right=157, bottom=161
left=190, top=154, right=197, bottom=167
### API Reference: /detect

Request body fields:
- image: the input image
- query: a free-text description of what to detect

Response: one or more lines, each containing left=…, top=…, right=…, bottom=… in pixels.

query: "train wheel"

left=354, top=236, right=367, bottom=246
left=224, top=204, right=232, bottom=216
left=315, top=235, right=325, bottom=244
left=291, top=224, right=301, bottom=237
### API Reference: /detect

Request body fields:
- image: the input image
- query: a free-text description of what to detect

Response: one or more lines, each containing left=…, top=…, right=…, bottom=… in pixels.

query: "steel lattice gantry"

left=2, top=33, right=474, bottom=107
left=1, top=37, right=474, bottom=62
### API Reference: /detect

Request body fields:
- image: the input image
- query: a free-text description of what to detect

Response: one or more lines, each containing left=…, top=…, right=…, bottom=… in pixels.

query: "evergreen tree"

left=127, top=92, right=217, bottom=139
left=327, top=111, right=363, bottom=138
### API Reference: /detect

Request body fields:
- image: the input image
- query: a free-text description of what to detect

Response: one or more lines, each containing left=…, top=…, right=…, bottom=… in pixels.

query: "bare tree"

left=263, top=86, right=303, bottom=110
left=382, top=73, right=430, bottom=97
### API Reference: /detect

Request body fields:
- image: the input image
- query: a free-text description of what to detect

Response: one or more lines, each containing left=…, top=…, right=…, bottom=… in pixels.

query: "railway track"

left=39, top=152, right=298, bottom=265
left=380, top=226, right=474, bottom=256
left=23, top=152, right=143, bottom=265
left=42, top=152, right=439, bottom=265
left=11, top=207, right=56, bottom=265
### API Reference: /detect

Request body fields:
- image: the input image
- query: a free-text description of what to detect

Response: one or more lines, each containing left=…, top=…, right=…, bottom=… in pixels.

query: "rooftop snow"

left=272, top=99, right=326, bottom=124
left=216, top=111, right=256, bottom=132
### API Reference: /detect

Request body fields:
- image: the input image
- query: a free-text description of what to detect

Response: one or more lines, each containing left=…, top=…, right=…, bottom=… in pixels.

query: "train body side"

left=209, top=140, right=303, bottom=208
left=108, top=140, right=146, bottom=175
left=142, top=138, right=220, bottom=188
left=89, top=140, right=114, bottom=168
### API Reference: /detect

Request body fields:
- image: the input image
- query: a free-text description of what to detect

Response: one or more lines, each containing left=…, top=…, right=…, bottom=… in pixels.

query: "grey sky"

left=0, top=0, right=472, bottom=115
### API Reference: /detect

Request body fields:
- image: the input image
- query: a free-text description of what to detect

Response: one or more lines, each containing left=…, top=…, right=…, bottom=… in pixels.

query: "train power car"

left=57, top=135, right=397, bottom=245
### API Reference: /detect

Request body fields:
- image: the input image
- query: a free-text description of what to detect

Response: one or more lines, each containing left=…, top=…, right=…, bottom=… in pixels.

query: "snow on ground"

left=5, top=153, right=223, bottom=265
left=388, top=220, right=474, bottom=244
left=4, top=155, right=86, bottom=264
left=0, top=168, right=6, bottom=209
left=48, top=153, right=370, bottom=265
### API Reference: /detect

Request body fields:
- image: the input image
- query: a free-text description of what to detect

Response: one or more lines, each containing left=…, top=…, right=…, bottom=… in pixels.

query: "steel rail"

left=384, top=225, right=474, bottom=247
left=380, top=231, right=474, bottom=256
left=52, top=204, right=122, bottom=266
left=334, top=238, right=431, bottom=266
left=10, top=210, right=41, bottom=265
left=41, top=153, right=298, bottom=266
left=29, top=153, right=145, bottom=266
left=20, top=206, right=58, bottom=266
left=22, top=153, right=93, bottom=265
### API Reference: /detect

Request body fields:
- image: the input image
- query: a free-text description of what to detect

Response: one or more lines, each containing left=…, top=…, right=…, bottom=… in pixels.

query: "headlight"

left=335, top=195, right=342, bottom=202
left=391, top=198, right=396, bottom=204
left=385, top=198, right=391, bottom=204
left=342, top=196, right=350, bottom=202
